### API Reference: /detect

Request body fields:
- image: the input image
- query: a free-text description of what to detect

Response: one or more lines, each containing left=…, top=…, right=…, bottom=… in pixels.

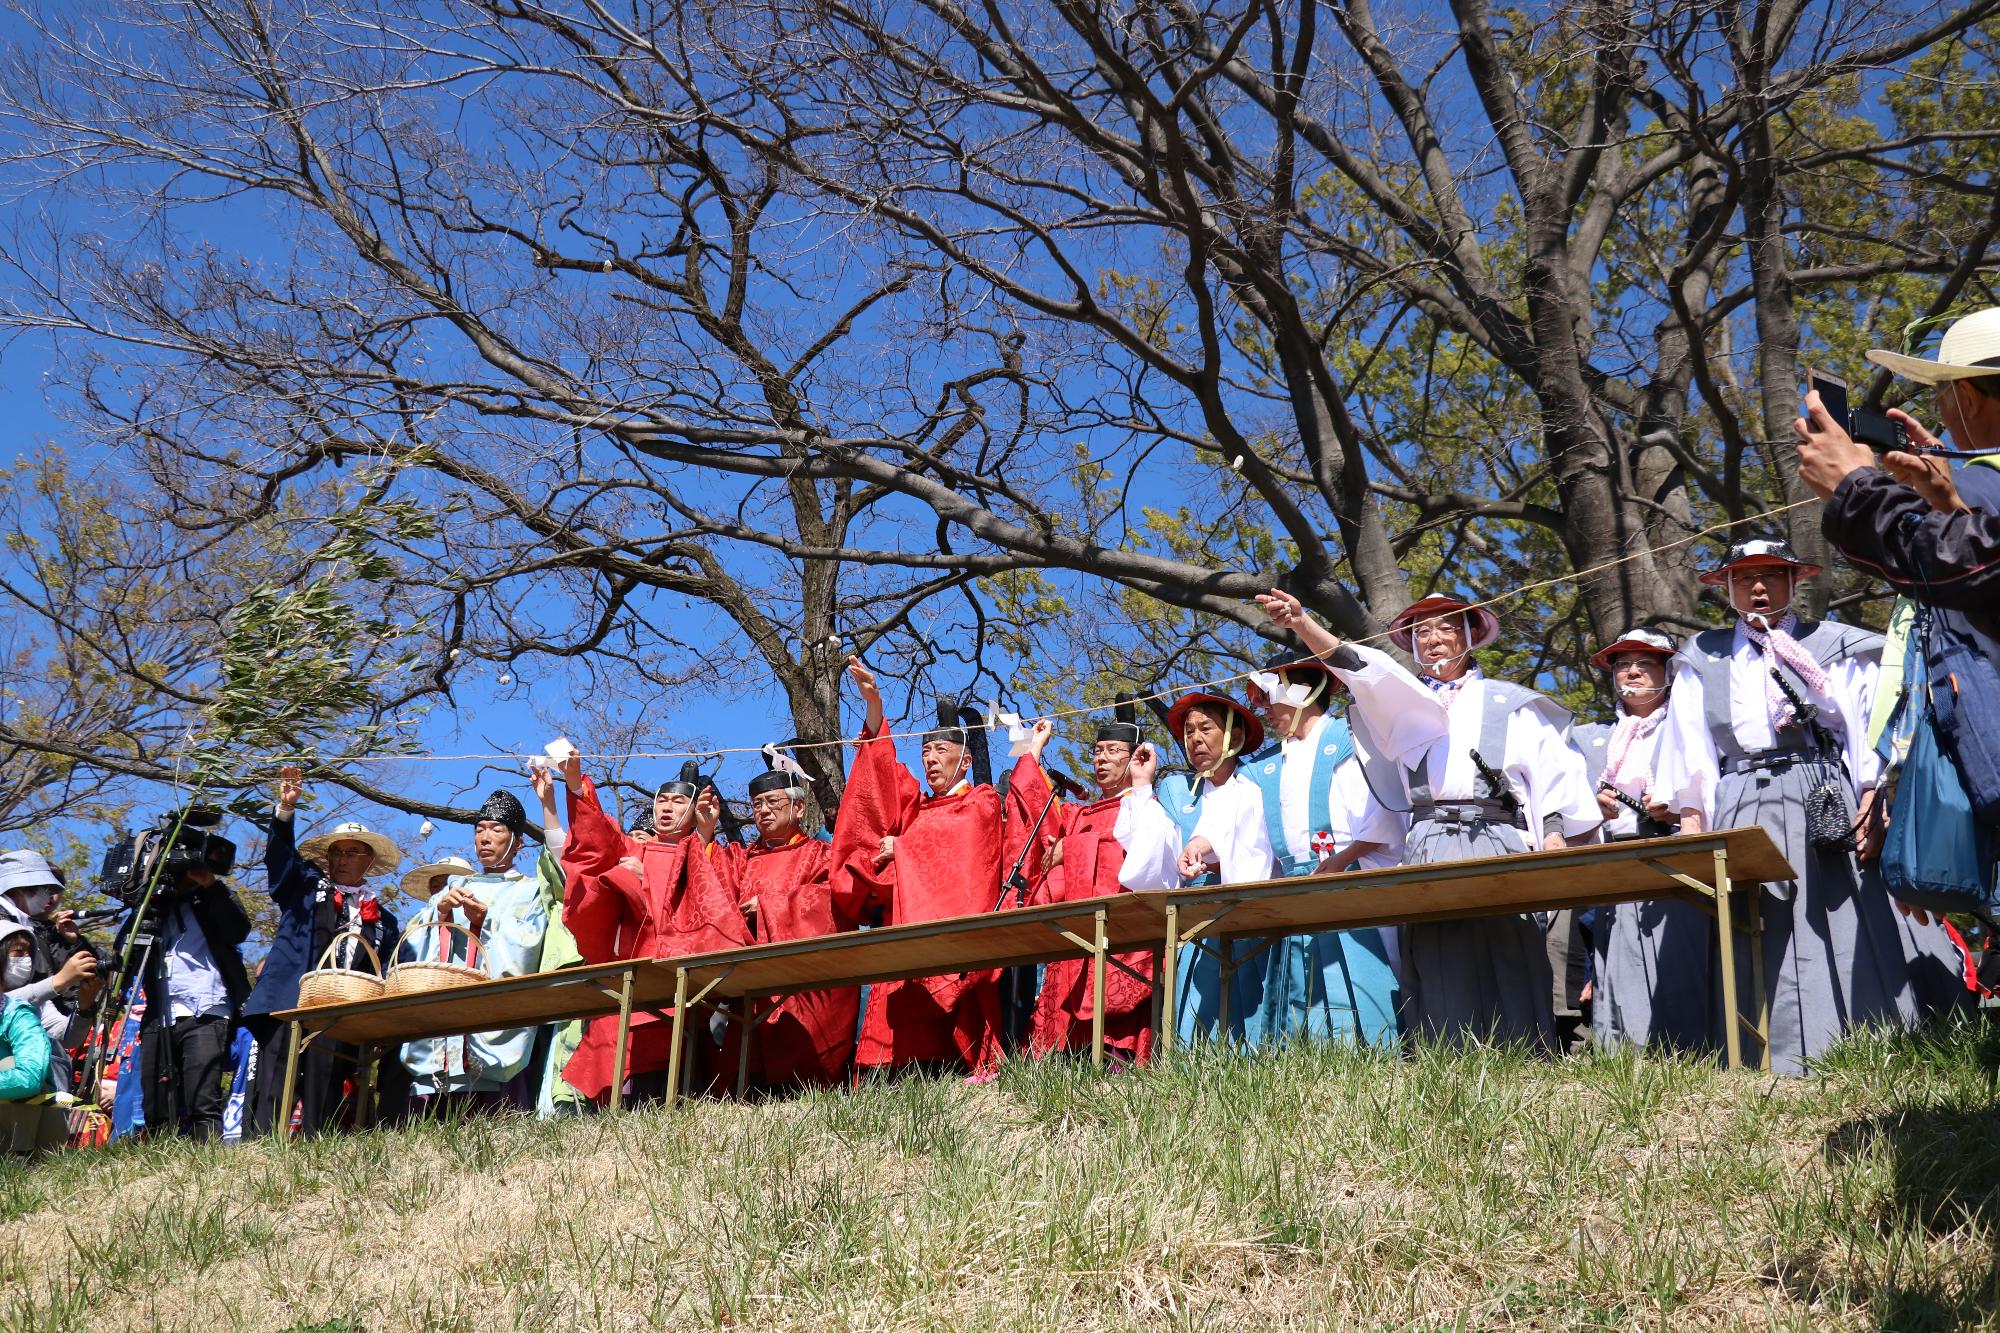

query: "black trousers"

left=138, top=1014, right=231, bottom=1140
left=242, top=1014, right=412, bottom=1138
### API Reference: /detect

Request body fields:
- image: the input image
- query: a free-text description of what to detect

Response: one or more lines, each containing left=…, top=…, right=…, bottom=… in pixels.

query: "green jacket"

left=0, top=997, right=52, bottom=1101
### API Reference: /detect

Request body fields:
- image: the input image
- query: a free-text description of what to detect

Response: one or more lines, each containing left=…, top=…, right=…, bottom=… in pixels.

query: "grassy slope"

left=1, top=1021, right=1996, bottom=1333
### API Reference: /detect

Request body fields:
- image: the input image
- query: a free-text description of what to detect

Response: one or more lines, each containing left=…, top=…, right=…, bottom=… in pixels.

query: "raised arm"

left=560, top=763, right=630, bottom=878
left=1256, top=588, right=1445, bottom=763
left=265, top=764, right=312, bottom=909
left=847, top=655, right=886, bottom=736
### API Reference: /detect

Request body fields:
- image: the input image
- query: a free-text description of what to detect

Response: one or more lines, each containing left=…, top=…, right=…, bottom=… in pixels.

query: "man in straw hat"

left=242, top=766, right=407, bottom=1137
left=830, top=657, right=1006, bottom=1079
left=1161, top=686, right=1278, bottom=1042
left=557, top=754, right=748, bottom=1103
left=1267, top=589, right=1600, bottom=1050
left=1651, top=539, right=1966, bottom=1074
left=1005, top=708, right=1181, bottom=1065
left=1569, top=628, right=1712, bottom=1053
left=399, top=786, right=551, bottom=1113
left=691, top=760, right=859, bottom=1091
left=1229, top=604, right=1437, bottom=1050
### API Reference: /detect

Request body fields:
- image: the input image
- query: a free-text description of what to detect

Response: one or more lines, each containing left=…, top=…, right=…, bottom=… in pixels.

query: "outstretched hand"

left=1254, top=588, right=1340, bottom=657
left=1130, top=742, right=1159, bottom=788
left=528, top=761, right=555, bottom=805
left=1791, top=391, right=1875, bottom=501
left=847, top=654, right=885, bottom=732
left=1879, top=412, right=1967, bottom=513
left=276, top=764, right=304, bottom=818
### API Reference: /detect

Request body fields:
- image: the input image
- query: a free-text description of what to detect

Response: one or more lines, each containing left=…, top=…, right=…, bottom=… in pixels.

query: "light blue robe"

left=1234, top=715, right=1401, bottom=1048
left=401, top=864, right=549, bottom=1096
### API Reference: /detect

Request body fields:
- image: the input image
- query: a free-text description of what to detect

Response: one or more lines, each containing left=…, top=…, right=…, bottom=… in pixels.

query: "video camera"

left=97, top=807, right=236, bottom=906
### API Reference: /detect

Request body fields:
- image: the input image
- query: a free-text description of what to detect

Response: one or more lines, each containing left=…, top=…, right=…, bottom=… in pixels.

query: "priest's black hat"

left=475, top=790, right=530, bottom=834
left=747, top=769, right=805, bottom=799
left=656, top=759, right=703, bottom=799
left=1094, top=698, right=1143, bottom=747
left=921, top=700, right=969, bottom=749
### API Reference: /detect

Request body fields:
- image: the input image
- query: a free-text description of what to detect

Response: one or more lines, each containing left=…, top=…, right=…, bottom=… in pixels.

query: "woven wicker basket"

left=296, top=929, right=387, bottom=1008
left=383, top=917, right=487, bottom=996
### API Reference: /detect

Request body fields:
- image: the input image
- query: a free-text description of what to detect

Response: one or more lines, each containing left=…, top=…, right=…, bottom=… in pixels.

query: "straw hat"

left=297, top=821, right=404, bottom=878
left=1589, top=626, right=1677, bottom=672
left=1866, top=307, right=2000, bottom=383
left=398, top=855, right=474, bottom=902
left=1386, top=593, right=1501, bottom=654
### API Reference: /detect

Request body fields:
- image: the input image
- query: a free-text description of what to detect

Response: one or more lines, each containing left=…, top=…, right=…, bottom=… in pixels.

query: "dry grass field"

left=1, top=1020, right=1995, bottom=1332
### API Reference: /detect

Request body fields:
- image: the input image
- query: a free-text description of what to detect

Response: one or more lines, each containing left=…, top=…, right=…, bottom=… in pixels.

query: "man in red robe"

left=829, top=657, right=1005, bottom=1076
left=1007, top=713, right=1182, bottom=1064
left=557, top=756, right=749, bottom=1102
left=694, top=767, right=858, bottom=1090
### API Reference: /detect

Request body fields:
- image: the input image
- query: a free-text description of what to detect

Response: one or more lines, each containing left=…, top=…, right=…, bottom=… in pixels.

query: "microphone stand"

left=995, top=773, right=1063, bottom=912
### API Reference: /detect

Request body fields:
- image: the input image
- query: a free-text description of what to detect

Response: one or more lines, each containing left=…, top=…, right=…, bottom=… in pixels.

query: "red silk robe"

left=830, top=725, right=1004, bottom=1073
left=1006, top=756, right=1158, bottom=1064
left=559, top=774, right=750, bottom=1101
left=698, top=835, right=858, bottom=1089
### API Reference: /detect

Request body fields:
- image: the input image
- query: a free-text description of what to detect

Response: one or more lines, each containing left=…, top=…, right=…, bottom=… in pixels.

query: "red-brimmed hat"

left=1588, top=626, right=1678, bottom=672
left=1165, top=691, right=1265, bottom=760
left=1697, top=538, right=1822, bottom=587
left=1386, top=593, right=1500, bottom=653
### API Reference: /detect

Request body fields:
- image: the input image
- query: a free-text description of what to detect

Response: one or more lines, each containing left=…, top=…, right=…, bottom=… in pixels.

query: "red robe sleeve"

left=561, top=772, right=635, bottom=962
left=828, top=723, right=920, bottom=923
left=563, top=773, right=633, bottom=877
left=1003, top=754, right=1070, bottom=907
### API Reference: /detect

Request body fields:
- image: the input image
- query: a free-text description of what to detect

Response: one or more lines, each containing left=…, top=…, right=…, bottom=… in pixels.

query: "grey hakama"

left=1341, top=668, right=1601, bottom=1052
left=1572, top=721, right=1715, bottom=1053
left=1402, top=815, right=1558, bottom=1049
left=1656, top=621, right=1966, bottom=1076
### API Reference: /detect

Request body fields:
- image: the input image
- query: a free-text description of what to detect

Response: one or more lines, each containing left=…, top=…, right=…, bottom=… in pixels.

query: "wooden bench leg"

left=664, top=967, right=690, bottom=1110
left=609, top=967, right=635, bottom=1113
left=1714, top=847, right=1744, bottom=1071
left=1091, top=908, right=1108, bottom=1070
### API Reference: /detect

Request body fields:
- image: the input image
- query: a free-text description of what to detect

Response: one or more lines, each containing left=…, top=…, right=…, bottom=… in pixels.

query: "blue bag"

left=1881, top=612, right=1999, bottom=919
left=1928, top=609, right=2000, bottom=827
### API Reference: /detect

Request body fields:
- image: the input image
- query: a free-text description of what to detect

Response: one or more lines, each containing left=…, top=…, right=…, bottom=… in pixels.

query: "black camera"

left=1852, top=409, right=1910, bottom=454
left=1806, top=367, right=1912, bottom=454
left=98, top=808, right=236, bottom=905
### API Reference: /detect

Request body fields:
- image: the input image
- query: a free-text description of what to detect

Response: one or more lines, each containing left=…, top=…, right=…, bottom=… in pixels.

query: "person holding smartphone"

left=1793, top=308, right=2000, bottom=614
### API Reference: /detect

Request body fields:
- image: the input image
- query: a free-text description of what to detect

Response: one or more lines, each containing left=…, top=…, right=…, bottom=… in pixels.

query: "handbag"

left=1880, top=611, right=1999, bottom=919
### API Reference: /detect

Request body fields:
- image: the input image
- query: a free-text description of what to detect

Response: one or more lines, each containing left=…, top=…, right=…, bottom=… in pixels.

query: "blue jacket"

left=243, top=814, right=401, bottom=1018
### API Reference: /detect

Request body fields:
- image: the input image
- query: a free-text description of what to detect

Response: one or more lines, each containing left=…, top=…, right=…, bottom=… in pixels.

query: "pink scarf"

left=1601, top=707, right=1664, bottom=795
left=1740, top=612, right=1832, bottom=732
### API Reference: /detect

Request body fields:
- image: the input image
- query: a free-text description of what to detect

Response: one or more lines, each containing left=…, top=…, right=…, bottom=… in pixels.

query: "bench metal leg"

left=1160, top=903, right=1180, bottom=1061
left=736, top=995, right=755, bottom=1098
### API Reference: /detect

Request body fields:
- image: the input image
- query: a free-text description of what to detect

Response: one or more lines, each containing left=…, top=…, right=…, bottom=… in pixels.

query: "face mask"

left=2, top=956, right=32, bottom=989
left=18, top=888, right=56, bottom=917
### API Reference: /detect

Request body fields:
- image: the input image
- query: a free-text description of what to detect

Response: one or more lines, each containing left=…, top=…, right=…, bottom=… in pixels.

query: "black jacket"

left=243, top=813, right=401, bottom=1018
left=1823, top=468, right=2000, bottom=628
left=136, top=876, right=253, bottom=1020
